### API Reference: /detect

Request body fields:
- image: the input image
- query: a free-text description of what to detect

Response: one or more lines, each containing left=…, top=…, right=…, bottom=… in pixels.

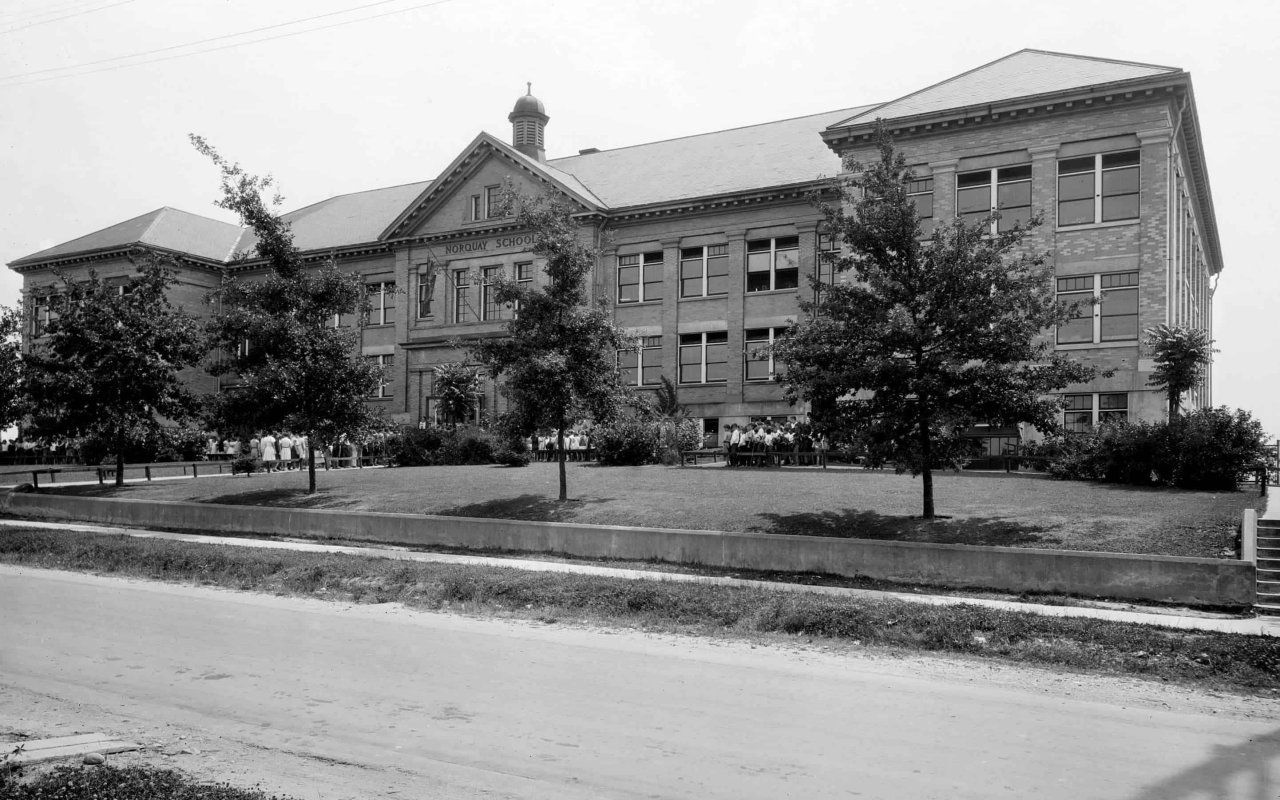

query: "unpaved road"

left=2, top=565, right=1278, bottom=799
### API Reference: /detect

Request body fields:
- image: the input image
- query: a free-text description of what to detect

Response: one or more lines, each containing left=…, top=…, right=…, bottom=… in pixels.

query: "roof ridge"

left=549, top=104, right=878, bottom=163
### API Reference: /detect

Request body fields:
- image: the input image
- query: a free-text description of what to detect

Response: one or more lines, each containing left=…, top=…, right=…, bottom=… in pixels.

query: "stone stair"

left=1258, top=520, right=1280, bottom=614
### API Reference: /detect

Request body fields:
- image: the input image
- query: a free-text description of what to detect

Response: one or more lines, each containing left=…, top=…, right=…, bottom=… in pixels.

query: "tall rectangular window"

left=481, top=266, right=505, bottom=321
left=367, top=354, right=394, bottom=399
left=679, top=244, right=729, bottom=298
left=678, top=331, right=728, bottom=384
left=957, top=165, right=1031, bottom=232
left=1055, top=271, right=1138, bottom=345
left=453, top=270, right=474, bottom=324
left=469, top=194, right=483, bottom=222
left=1058, top=150, right=1140, bottom=226
left=618, top=336, right=663, bottom=386
left=907, top=176, right=935, bottom=236
left=744, top=327, right=787, bottom=382
left=513, top=262, right=532, bottom=317
left=365, top=281, right=396, bottom=326
left=617, top=252, right=664, bottom=303
left=30, top=295, right=57, bottom=337
left=746, top=236, right=799, bottom=293
left=485, top=186, right=504, bottom=219
left=416, top=269, right=435, bottom=319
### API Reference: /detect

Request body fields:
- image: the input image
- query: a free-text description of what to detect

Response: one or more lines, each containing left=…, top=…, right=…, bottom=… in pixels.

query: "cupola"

left=509, top=82, right=549, bottom=162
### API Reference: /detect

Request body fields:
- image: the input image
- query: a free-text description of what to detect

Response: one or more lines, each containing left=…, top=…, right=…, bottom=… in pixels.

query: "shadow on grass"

left=438, top=493, right=612, bottom=522
left=199, top=488, right=362, bottom=510
left=750, top=509, right=1061, bottom=547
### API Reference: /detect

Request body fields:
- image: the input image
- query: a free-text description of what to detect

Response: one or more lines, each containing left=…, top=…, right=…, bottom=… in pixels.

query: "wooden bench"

left=681, top=449, right=726, bottom=465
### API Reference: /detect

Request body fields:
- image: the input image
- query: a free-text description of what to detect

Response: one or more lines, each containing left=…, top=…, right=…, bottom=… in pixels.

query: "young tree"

left=470, top=192, right=632, bottom=501
left=433, top=362, right=481, bottom=427
left=0, top=305, right=24, bottom=432
left=775, top=132, right=1096, bottom=519
left=1143, top=323, right=1214, bottom=418
left=22, top=256, right=207, bottom=486
left=192, top=135, right=387, bottom=493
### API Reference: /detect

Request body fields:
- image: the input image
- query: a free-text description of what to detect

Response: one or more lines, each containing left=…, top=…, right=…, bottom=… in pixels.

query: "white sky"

left=1, top=0, right=1275, bottom=436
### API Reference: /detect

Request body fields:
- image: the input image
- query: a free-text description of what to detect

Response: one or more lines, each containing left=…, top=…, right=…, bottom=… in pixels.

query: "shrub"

left=230, top=456, right=262, bottom=475
left=385, top=425, right=444, bottom=466
left=652, top=417, right=702, bottom=465
left=592, top=417, right=654, bottom=466
left=384, top=424, right=501, bottom=466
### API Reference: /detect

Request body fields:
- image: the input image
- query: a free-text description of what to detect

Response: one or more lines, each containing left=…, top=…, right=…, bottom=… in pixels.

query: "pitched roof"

left=547, top=105, right=876, bottom=208
left=11, top=207, right=243, bottom=267
left=828, top=49, right=1180, bottom=129
left=235, top=179, right=433, bottom=256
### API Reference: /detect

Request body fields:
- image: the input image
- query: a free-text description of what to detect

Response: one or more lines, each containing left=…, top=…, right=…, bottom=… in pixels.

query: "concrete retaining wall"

left=2, top=492, right=1257, bottom=609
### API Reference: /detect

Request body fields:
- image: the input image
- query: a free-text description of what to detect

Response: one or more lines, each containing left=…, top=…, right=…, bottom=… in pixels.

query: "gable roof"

left=828, top=49, right=1180, bottom=129
left=10, top=206, right=243, bottom=268
left=234, top=179, right=432, bottom=256
left=548, top=105, right=876, bottom=208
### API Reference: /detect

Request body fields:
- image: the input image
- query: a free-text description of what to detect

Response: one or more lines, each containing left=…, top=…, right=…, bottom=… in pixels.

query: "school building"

left=8, top=49, right=1221, bottom=448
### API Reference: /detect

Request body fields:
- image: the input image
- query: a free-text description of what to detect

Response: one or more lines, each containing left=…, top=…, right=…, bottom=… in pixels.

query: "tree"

left=0, top=305, right=24, bottom=432
left=1144, top=324, right=1214, bottom=418
left=775, top=132, right=1096, bottom=519
left=192, top=135, right=387, bottom=493
left=470, top=191, right=632, bottom=501
left=433, top=362, right=482, bottom=427
left=22, top=255, right=207, bottom=486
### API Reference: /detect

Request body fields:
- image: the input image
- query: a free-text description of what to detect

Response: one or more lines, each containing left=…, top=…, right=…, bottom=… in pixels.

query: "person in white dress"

left=260, top=433, right=277, bottom=470
left=278, top=434, right=294, bottom=468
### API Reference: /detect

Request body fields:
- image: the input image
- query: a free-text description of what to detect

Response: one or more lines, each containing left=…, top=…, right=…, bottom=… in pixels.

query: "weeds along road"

left=2, top=565, right=1278, bottom=800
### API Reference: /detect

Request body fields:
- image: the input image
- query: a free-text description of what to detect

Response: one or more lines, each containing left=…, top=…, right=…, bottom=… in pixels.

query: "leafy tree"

left=470, top=191, right=632, bottom=501
left=0, top=305, right=24, bottom=431
left=22, top=255, right=207, bottom=485
left=652, top=375, right=684, bottom=418
left=433, top=362, right=481, bottom=427
left=192, top=135, right=387, bottom=493
left=1143, top=323, right=1214, bottom=418
left=775, top=132, right=1096, bottom=519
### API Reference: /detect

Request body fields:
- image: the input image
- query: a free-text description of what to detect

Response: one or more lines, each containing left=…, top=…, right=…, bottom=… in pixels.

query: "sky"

left=0, top=0, right=1276, bottom=437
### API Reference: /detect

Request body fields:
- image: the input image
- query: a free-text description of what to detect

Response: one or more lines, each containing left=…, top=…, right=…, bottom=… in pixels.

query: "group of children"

left=208, top=433, right=313, bottom=470
left=721, top=421, right=829, bottom=467
left=529, top=430, right=593, bottom=461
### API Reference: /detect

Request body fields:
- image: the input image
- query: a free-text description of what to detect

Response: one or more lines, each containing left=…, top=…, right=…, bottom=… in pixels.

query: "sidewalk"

left=3, top=518, right=1277, bottom=637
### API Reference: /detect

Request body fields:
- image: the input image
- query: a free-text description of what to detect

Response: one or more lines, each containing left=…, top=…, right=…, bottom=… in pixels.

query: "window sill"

left=1055, top=340, right=1140, bottom=351
left=745, top=288, right=799, bottom=297
left=364, top=322, right=395, bottom=329
left=1055, top=219, right=1140, bottom=233
left=616, top=299, right=664, bottom=308
left=679, top=381, right=729, bottom=387
left=678, top=294, right=728, bottom=303
left=366, top=396, right=393, bottom=402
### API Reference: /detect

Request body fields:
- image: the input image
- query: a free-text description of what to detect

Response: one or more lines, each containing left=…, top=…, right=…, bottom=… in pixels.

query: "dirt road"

left=2, top=565, right=1277, bottom=799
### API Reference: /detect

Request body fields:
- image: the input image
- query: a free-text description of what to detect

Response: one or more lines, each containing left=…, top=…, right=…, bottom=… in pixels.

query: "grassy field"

left=1, top=528, right=1276, bottom=693
left=43, top=460, right=1259, bottom=558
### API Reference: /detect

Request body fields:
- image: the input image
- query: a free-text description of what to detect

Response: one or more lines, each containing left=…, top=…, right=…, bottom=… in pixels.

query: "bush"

left=493, top=448, right=531, bottom=467
left=385, top=425, right=443, bottom=467
left=230, top=456, right=263, bottom=475
left=0, top=764, right=299, bottom=799
left=592, top=417, right=654, bottom=466
left=1035, top=406, right=1268, bottom=490
left=384, top=424, right=498, bottom=466
left=652, top=417, right=703, bottom=465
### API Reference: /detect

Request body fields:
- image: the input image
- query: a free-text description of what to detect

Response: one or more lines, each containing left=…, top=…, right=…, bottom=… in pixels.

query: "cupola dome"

left=509, top=83, right=549, bottom=162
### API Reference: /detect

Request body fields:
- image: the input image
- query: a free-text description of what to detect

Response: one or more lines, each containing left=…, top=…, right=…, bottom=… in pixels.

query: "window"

left=469, top=194, right=483, bottom=222
left=514, top=262, right=532, bottom=316
left=701, top=417, right=719, bottom=448
left=453, top=269, right=475, bottom=323
left=746, top=236, right=799, bottom=293
left=957, top=165, right=1031, bottom=233
left=907, top=176, right=935, bottom=236
left=366, top=282, right=396, bottom=326
left=1063, top=392, right=1127, bottom=432
left=481, top=266, right=506, bottom=321
left=1058, top=150, right=1140, bottom=226
left=417, top=269, right=435, bottom=319
left=679, top=244, right=729, bottom=298
left=617, top=252, right=664, bottom=303
left=618, top=335, right=663, bottom=386
left=744, top=327, right=787, bottom=381
left=30, top=295, right=58, bottom=337
left=485, top=186, right=504, bottom=219
left=678, top=331, right=728, bottom=384
left=367, top=354, right=394, bottom=399
left=1056, top=271, right=1138, bottom=345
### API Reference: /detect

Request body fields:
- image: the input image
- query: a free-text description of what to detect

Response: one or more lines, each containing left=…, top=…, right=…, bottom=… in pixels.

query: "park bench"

left=681, top=448, right=725, bottom=465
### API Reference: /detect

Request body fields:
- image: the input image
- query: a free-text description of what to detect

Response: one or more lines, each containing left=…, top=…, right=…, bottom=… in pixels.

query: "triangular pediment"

left=380, top=133, right=603, bottom=241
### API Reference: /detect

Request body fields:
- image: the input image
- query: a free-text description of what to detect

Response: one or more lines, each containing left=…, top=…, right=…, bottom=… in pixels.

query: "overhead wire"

left=0, top=0, right=121, bottom=24
left=0, top=0, right=134, bottom=34
left=0, top=0, right=456, bottom=87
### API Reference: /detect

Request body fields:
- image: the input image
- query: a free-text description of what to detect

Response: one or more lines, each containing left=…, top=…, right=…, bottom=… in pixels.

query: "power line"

left=0, top=0, right=134, bottom=34
left=0, top=0, right=454, bottom=86
left=0, top=0, right=120, bottom=24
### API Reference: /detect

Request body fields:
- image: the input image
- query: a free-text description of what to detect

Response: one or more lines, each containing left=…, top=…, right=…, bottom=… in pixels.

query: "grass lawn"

left=44, top=461, right=1260, bottom=558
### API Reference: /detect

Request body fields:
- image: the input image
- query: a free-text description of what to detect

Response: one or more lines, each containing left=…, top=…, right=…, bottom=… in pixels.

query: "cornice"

left=821, top=73, right=1188, bottom=153
left=8, top=244, right=227, bottom=275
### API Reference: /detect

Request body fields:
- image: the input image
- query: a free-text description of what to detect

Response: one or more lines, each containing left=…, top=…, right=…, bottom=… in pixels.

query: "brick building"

left=8, top=50, right=1221, bottom=446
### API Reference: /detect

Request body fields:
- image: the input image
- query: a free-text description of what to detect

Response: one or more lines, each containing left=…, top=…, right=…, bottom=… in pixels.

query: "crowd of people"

left=529, top=430, right=593, bottom=461
left=205, top=432, right=323, bottom=470
left=721, top=420, right=829, bottom=467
